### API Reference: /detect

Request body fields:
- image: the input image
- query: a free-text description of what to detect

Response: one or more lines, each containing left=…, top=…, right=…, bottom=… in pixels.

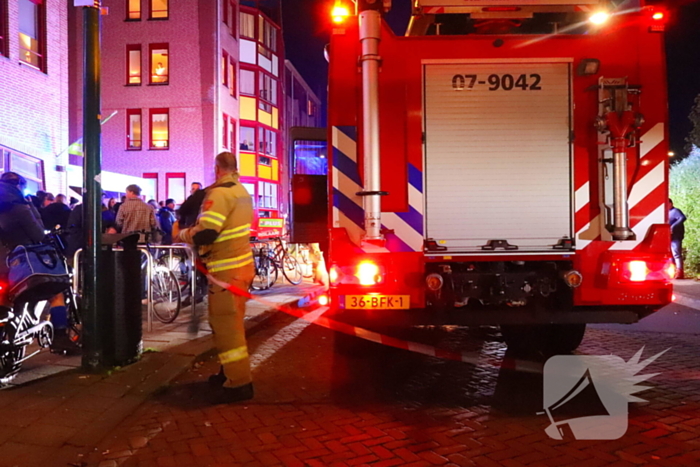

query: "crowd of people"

left=0, top=175, right=210, bottom=353
left=30, top=181, right=206, bottom=257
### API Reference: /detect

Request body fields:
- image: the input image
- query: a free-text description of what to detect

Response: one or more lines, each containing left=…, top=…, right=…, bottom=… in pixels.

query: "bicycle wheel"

left=281, top=254, right=303, bottom=285
left=251, top=256, right=278, bottom=291
left=151, top=265, right=182, bottom=323
left=65, top=289, right=82, bottom=346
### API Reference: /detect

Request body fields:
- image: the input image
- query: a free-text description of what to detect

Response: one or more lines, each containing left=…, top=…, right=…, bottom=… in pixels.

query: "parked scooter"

left=0, top=298, right=53, bottom=383
left=0, top=230, right=81, bottom=384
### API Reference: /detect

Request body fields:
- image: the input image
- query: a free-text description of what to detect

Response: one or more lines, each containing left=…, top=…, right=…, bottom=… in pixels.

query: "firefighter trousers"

left=208, top=263, right=255, bottom=388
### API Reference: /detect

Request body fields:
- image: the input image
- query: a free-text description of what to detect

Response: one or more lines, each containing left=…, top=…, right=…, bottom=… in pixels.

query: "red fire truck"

left=294, top=0, right=675, bottom=354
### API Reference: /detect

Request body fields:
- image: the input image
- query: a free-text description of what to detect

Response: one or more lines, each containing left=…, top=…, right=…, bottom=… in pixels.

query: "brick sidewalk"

left=0, top=282, right=317, bottom=467
left=78, top=312, right=700, bottom=467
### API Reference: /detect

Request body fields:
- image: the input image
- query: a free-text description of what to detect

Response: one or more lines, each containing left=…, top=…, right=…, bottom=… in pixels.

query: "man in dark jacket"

left=177, top=182, right=206, bottom=229
left=158, top=199, right=177, bottom=245
left=0, top=173, right=75, bottom=353
left=669, top=199, right=687, bottom=279
left=41, top=194, right=72, bottom=230
left=0, top=173, right=45, bottom=256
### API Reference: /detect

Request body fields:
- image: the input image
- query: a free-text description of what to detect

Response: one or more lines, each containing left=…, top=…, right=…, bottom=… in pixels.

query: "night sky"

left=282, top=1, right=700, bottom=157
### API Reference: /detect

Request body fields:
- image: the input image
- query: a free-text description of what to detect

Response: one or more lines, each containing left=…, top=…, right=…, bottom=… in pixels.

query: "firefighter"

left=178, top=152, right=255, bottom=403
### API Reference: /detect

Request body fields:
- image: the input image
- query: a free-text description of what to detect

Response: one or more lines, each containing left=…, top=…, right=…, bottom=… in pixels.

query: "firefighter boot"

left=208, top=365, right=226, bottom=386
left=207, top=382, right=254, bottom=405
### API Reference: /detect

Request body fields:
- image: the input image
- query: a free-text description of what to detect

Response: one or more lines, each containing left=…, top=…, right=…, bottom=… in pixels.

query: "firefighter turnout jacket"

left=178, top=173, right=254, bottom=270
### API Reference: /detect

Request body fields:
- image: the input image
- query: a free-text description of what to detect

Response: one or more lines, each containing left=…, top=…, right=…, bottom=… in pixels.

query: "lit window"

left=166, top=173, right=185, bottom=204
left=240, top=12, right=254, bottom=38
left=150, top=44, right=168, bottom=84
left=150, top=0, right=168, bottom=19
left=240, top=69, right=255, bottom=96
left=240, top=126, right=255, bottom=151
left=222, top=113, right=228, bottom=149
left=18, top=0, right=44, bottom=71
left=127, top=109, right=142, bottom=149
left=259, top=73, right=277, bottom=105
left=221, top=50, right=228, bottom=86
left=258, top=17, right=277, bottom=52
left=150, top=109, right=169, bottom=149
left=127, top=0, right=140, bottom=20
left=127, top=45, right=141, bottom=84
left=5, top=150, right=44, bottom=194
left=242, top=182, right=255, bottom=197
left=258, top=181, right=278, bottom=209
left=229, top=58, right=236, bottom=96
left=142, top=173, right=158, bottom=200
left=258, top=127, right=276, bottom=157
left=0, top=0, right=7, bottom=57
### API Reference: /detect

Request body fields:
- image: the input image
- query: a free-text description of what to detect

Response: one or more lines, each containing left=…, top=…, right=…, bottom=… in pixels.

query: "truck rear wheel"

left=500, top=324, right=586, bottom=356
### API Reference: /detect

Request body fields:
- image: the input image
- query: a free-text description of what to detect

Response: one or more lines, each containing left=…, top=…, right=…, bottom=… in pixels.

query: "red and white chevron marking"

left=575, top=123, right=666, bottom=251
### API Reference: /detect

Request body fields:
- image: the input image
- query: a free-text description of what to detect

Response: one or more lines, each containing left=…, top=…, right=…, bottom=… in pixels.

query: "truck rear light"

left=331, top=2, right=351, bottom=24
left=426, top=273, right=443, bottom=291
left=355, top=261, right=383, bottom=286
left=563, top=271, right=583, bottom=288
left=329, top=261, right=385, bottom=286
left=589, top=11, right=611, bottom=25
left=647, top=7, right=668, bottom=32
left=619, top=259, right=675, bottom=283
left=318, top=294, right=329, bottom=306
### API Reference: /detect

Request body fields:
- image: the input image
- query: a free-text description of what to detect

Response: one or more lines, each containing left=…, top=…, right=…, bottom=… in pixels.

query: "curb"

left=673, top=292, right=700, bottom=311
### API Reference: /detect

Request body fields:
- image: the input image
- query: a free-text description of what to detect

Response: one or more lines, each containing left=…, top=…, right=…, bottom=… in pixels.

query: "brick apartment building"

left=0, top=0, right=69, bottom=196
left=67, top=0, right=322, bottom=225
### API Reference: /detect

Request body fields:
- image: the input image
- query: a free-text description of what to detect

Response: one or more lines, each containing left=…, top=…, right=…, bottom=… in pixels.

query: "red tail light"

left=619, top=258, right=675, bottom=283
left=647, top=7, right=668, bottom=32
left=329, top=261, right=386, bottom=287
left=355, top=261, right=383, bottom=286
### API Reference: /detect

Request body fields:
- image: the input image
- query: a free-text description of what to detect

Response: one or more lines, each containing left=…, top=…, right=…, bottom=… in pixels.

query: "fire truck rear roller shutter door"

left=423, top=61, right=573, bottom=253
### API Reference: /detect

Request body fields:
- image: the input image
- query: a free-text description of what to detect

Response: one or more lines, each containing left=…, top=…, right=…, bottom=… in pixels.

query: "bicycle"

left=136, top=231, right=182, bottom=324
left=268, top=237, right=303, bottom=285
left=251, top=242, right=278, bottom=291
left=157, top=247, right=205, bottom=307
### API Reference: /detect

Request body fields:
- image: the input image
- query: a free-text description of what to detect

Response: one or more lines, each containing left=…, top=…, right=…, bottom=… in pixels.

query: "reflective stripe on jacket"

left=178, top=173, right=254, bottom=272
